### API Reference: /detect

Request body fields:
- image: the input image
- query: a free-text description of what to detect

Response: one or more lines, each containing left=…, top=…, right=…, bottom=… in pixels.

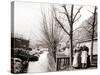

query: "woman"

left=72, top=46, right=81, bottom=68
left=81, top=45, right=89, bottom=68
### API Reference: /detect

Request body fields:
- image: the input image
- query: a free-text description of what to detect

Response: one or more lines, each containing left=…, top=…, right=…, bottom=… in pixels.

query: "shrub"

left=13, top=48, right=30, bottom=61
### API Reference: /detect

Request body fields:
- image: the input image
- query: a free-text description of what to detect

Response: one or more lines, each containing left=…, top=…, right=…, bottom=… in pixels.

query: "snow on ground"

left=27, top=51, right=49, bottom=73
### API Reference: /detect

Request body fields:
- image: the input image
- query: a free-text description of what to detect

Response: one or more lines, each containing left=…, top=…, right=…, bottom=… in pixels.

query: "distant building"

left=11, top=37, right=30, bottom=49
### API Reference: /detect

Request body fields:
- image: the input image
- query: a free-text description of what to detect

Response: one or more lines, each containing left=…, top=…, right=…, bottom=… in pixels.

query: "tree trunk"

left=70, top=26, right=73, bottom=67
left=90, top=6, right=96, bottom=64
left=69, top=5, right=74, bottom=67
left=90, top=34, right=94, bottom=64
left=53, top=51, right=56, bottom=62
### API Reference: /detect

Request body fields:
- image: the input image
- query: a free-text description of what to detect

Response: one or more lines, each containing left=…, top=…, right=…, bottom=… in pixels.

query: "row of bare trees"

left=40, top=4, right=97, bottom=68
left=55, top=5, right=82, bottom=67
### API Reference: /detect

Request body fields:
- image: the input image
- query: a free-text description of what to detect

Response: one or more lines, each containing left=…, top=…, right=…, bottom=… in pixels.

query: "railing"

left=56, top=54, right=97, bottom=70
left=56, top=54, right=70, bottom=71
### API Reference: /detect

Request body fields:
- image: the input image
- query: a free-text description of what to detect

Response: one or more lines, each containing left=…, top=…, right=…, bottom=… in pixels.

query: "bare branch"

left=82, top=26, right=92, bottom=35
left=87, top=6, right=97, bottom=15
left=55, top=17, right=70, bottom=35
left=87, top=9, right=94, bottom=14
left=72, top=26, right=82, bottom=32
left=71, top=5, right=74, bottom=22
left=59, top=11, right=66, bottom=14
left=88, top=22, right=93, bottom=26
left=73, top=14, right=81, bottom=23
left=73, top=6, right=82, bottom=21
left=62, top=5, right=71, bottom=24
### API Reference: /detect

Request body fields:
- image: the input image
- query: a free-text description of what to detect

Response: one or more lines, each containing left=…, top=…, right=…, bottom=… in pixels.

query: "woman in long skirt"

left=72, top=47, right=81, bottom=68
left=81, top=45, right=89, bottom=68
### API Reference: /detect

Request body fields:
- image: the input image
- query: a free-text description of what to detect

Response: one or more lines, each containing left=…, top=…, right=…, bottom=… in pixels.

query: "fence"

left=56, top=54, right=70, bottom=71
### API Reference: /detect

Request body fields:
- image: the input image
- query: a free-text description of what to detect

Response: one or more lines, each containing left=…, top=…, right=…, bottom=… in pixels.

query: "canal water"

left=27, top=51, right=49, bottom=73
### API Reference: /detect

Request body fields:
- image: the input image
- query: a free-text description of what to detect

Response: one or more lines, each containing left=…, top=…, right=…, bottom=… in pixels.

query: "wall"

left=79, top=40, right=97, bottom=55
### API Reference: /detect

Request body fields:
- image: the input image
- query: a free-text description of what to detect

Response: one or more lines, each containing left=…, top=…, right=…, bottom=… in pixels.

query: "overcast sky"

left=14, top=1, right=95, bottom=45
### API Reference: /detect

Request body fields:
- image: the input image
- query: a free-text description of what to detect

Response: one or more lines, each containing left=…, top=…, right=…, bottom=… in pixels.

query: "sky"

left=14, top=1, right=95, bottom=45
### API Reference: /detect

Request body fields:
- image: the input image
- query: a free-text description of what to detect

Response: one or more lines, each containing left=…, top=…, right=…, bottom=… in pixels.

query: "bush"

left=29, top=55, right=39, bottom=61
left=13, top=48, right=30, bottom=61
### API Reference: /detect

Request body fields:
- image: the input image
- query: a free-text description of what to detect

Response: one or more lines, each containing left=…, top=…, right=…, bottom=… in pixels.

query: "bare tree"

left=40, top=7, right=63, bottom=62
left=55, top=4, right=82, bottom=67
left=84, top=6, right=97, bottom=64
